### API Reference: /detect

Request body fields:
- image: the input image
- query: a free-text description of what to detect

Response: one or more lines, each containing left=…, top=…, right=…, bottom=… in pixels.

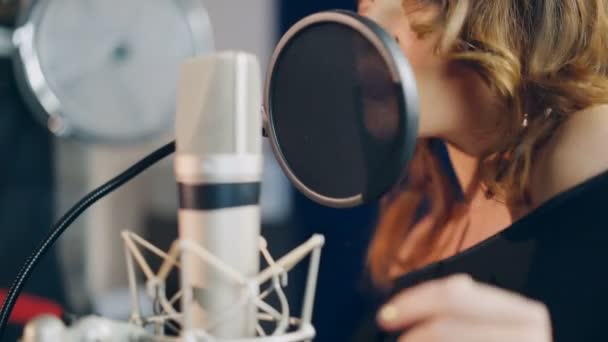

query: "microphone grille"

left=176, top=51, right=262, bottom=156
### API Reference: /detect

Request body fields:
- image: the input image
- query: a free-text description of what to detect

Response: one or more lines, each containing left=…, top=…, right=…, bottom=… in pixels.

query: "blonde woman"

left=357, top=0, right=608, bottom=341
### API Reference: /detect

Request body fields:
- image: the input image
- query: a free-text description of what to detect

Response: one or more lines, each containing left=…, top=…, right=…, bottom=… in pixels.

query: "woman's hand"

left=378, top=274, right=552, bottom=342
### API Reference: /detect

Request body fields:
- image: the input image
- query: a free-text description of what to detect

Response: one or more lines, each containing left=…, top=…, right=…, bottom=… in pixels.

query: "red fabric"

left=0, top=290, right=63, bottom=325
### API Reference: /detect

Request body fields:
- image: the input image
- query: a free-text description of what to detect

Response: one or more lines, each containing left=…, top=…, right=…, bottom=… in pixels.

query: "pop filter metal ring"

left=264, top=10, right=419, bottom=208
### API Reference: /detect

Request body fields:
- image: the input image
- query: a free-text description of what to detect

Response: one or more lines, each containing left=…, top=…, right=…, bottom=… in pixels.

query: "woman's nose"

left=360, top=0, right=404, bottom=33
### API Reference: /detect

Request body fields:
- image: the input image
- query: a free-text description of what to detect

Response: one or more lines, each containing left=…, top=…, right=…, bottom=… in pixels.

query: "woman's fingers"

left=397, top=318, right=551, bottom=342
left=378, top=274, right=549, bottom=331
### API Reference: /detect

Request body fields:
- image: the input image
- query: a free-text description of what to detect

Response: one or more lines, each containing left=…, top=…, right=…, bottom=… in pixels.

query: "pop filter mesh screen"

left=269, top=22, right=403, bottom=200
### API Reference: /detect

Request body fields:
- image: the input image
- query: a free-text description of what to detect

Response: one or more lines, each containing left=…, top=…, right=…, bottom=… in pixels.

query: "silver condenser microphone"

left=174, top=51, right=262, bottom=339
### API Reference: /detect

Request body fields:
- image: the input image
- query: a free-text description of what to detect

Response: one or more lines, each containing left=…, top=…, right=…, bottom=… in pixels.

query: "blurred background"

left=0, top=0, right=380, bottom=340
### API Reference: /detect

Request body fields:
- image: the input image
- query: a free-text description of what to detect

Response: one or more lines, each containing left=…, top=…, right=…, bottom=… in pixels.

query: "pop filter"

left=264, top=10, right=419, bottom=208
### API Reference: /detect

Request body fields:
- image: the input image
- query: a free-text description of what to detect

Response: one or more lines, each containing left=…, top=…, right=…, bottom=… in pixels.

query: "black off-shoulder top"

left=356, top=169, right=608, bottom=342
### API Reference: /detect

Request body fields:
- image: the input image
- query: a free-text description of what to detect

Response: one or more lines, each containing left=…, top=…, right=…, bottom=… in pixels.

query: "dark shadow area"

left=0, top=58, right=65, bottom=341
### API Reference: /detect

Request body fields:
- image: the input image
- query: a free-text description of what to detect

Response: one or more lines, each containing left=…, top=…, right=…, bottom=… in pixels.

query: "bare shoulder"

left=529, top=104, right=608, bottom=207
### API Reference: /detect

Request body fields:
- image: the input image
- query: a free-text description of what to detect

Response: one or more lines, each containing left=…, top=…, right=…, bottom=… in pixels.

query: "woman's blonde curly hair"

left=368, top=0, right=608, bottom=287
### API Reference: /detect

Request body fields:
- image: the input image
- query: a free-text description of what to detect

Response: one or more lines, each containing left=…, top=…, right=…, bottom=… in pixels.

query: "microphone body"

left=174, top=51, right=262, bottom=338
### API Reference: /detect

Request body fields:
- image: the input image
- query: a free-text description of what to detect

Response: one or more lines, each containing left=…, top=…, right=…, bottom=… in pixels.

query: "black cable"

left=0, top=141, right=176, bottom=338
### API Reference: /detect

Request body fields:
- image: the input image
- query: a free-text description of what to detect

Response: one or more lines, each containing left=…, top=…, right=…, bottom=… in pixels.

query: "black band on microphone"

left=178, top=182, right=261, bottom=210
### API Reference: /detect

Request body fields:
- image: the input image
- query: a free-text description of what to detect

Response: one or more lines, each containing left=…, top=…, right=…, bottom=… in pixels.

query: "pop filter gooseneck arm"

left=0, top=141, right=176, bottom=338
